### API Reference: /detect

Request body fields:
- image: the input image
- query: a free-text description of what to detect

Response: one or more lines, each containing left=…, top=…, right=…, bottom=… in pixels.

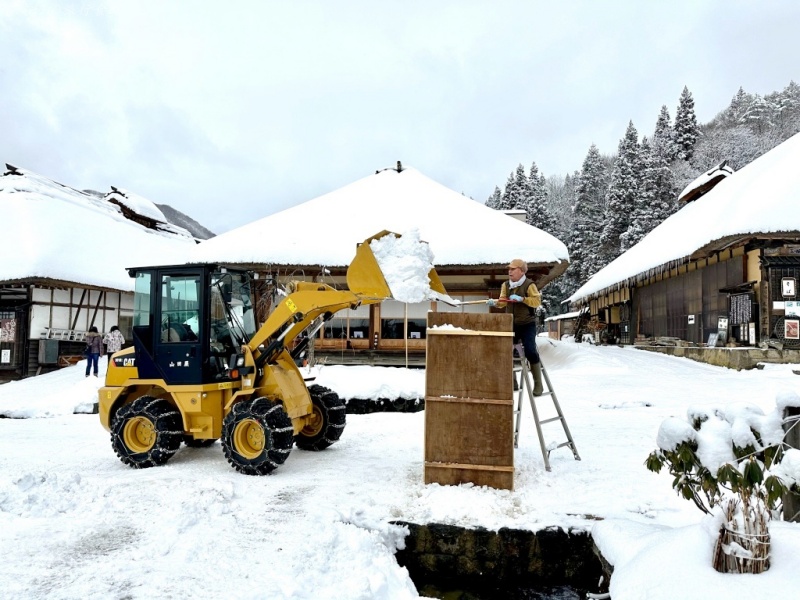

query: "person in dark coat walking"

left=85, top=326, right=104, bottom=377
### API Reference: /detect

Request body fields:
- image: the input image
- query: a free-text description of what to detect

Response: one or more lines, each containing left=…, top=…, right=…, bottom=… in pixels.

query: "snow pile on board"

left=369, top=229, right=437, bottom=303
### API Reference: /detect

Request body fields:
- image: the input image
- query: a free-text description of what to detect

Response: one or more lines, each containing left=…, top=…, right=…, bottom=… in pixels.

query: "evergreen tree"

left=513, top=163, right=528, bottom=209
left=545, top=173, right=577, bottom=242
left=538, top=171, right=581, bottom=314
left=485, top=186, right=502, bottom=209
left=623, top=136, right=677, bottom=250
left=600, top=122, right=642, bottom=261
left=647, top=135, right=679, bottom=223
left=523, top=161, right=554, bottom=233
left=674, top=86, right=700, bottom=160
left=653, top=105, right=678, bottom=161
left=769, top=80, right=800, bottom=139
left=571, top=144, right=608, bottom=282
left=741, top=93, right=775, bottom=135
left=498, top=171, right=516, bottom=210
left=724, top=86, right=753, bottom=126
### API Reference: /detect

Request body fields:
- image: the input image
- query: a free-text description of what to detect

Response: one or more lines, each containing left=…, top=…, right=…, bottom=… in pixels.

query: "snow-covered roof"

left=544, top=308, right=586, bottom=322
left=1, top=165, right=198, bottom=292
left=677, top=160, right=734, bottom=203
left=187, top=166, right=569, bottom=270
left=105, top=186, right=167, bottom=222
left=569, top=131, right=800, bottom=303
left=105, top=186, right=196, bottom=239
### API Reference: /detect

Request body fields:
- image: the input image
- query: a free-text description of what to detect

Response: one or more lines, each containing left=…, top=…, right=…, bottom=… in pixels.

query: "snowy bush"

left=646, top=393, right=800, bottom=574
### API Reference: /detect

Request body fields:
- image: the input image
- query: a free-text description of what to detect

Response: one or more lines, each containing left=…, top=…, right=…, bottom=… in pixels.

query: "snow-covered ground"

left=0, top=340, right=798, bottom=599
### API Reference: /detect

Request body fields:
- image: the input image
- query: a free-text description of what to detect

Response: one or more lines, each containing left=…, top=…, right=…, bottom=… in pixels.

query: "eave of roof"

left=570, top=232, right=800, bottom=303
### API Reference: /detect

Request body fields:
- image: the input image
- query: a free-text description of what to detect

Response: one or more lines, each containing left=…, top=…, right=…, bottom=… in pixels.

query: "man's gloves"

left=487, top=299, right=497, bottom=307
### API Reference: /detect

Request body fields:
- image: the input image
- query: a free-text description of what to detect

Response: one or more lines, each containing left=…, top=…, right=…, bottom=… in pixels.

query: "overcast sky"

left=2, top=1, right=798, bottom=234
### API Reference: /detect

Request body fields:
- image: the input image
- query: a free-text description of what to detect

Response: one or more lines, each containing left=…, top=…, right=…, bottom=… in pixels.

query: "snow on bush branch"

left=647, top=391, right=800, bottom=573
left=646, top=391, right=800, bottom=516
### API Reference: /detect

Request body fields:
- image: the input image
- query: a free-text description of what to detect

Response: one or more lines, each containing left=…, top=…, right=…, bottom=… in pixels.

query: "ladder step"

left=513, top=358, right=579, bottom=469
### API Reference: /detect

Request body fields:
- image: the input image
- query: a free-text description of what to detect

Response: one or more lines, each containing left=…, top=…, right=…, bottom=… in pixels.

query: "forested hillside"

left=487, top=81, right=800, bottom=315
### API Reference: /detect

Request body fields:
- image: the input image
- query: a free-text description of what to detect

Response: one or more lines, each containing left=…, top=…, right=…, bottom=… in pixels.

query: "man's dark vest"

left=504, top=279, right=536, bottom=326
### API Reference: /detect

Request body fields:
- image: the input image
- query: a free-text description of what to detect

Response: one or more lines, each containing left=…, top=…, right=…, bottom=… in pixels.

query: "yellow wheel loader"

left=99, top=231, right=445, bottom=475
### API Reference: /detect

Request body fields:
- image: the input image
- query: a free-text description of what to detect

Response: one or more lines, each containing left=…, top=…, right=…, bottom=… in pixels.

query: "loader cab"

left=128, top=264, right=257, bottom=385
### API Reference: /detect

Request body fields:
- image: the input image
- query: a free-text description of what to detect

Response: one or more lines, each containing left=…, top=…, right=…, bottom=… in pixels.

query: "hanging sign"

left=785, top=319, right=800, bottom=340
left=782, top=277, right=796, bottom=298
left=0, top=319, right=15, bottom=342
left=729, top=294, right=752, bottom=325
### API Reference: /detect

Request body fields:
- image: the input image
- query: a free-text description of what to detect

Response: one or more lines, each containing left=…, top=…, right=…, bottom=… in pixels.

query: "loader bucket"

left=346, top=230, right=447, bottom=300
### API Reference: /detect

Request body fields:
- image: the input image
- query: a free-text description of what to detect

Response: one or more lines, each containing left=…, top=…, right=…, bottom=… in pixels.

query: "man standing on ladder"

left=488, top=259, right=544, bottom=396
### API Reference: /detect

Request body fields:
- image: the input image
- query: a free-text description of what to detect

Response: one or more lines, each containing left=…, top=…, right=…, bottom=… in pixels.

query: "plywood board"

left=424, top=312, right=514, bottom=490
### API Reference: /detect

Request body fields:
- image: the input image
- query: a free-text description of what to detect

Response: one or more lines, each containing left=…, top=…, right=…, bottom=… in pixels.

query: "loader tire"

left=110, top=396, right=182, bottom=469
left=183, top=436, right=217, bottom=448
left=295, top=385, right=346, bottom=451
left=221, top=398, right=294, bottom=475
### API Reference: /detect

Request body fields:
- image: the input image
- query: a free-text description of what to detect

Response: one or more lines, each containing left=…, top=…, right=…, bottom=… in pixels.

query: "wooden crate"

left=424, top=312, right=514, bottom=490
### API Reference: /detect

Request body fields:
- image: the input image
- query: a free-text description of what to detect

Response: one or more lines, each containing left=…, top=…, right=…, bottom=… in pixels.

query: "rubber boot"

left=531, top=362, right=544, bottom=396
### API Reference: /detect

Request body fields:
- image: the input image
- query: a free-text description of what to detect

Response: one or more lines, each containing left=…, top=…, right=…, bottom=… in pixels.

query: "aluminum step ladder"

left=513, top=347, right=580, bottom=471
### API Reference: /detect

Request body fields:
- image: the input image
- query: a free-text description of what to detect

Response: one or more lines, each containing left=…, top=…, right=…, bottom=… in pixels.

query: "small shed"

left=544, top=309, right=586, bottom=340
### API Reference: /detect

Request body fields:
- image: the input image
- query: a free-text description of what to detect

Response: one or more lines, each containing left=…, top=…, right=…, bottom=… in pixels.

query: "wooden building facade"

left=250, top=262, right=565, bottom=365
left=575, top=239, right=800, bottom=349
left=0, top=281, right=132, bottom=381
left=568, top=133, right=800, bottom=355
left=0, top=164, right=197, bottom=381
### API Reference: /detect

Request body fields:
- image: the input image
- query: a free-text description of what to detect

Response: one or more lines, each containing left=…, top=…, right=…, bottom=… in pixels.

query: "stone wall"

left=393, top=521, right=606, bottom=595
left=634, top=345, right=800, bottom=371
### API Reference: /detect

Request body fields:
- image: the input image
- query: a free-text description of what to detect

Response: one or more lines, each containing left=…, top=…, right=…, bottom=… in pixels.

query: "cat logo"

left=115, top=357, right=136, bottom=368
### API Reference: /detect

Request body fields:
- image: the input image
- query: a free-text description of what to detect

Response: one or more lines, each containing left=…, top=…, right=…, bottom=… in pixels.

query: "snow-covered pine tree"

left=621, top=136, right=652, bottom=251
left=647, top=134, right=679, bottom=222
left=723, top=86, right=753, bottom=127
left=540, top=172, right=580, bottom=315
left=600, top=122, right=642, bottom=263
left=674, top=86, right=700, bottom=160
left=513, top=163, right=528, bottom=209
left=571, top=144, right=608, bottom=282
left=498, top=164, right=528, bottom=211
left=523, top=161, right=554, bottom=233
left=545, top=173, right=577, bottom=243
left=485, top=186, right=502, bottom=209
left=498, top=170, right=517, bottom=210
left=653, top=105, right=678, bottom=161
left=741, top=93, right=776, bottom=136
left=623, top=135, right=677, bottom=250
left=768, top=80, right=800, bottom=140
